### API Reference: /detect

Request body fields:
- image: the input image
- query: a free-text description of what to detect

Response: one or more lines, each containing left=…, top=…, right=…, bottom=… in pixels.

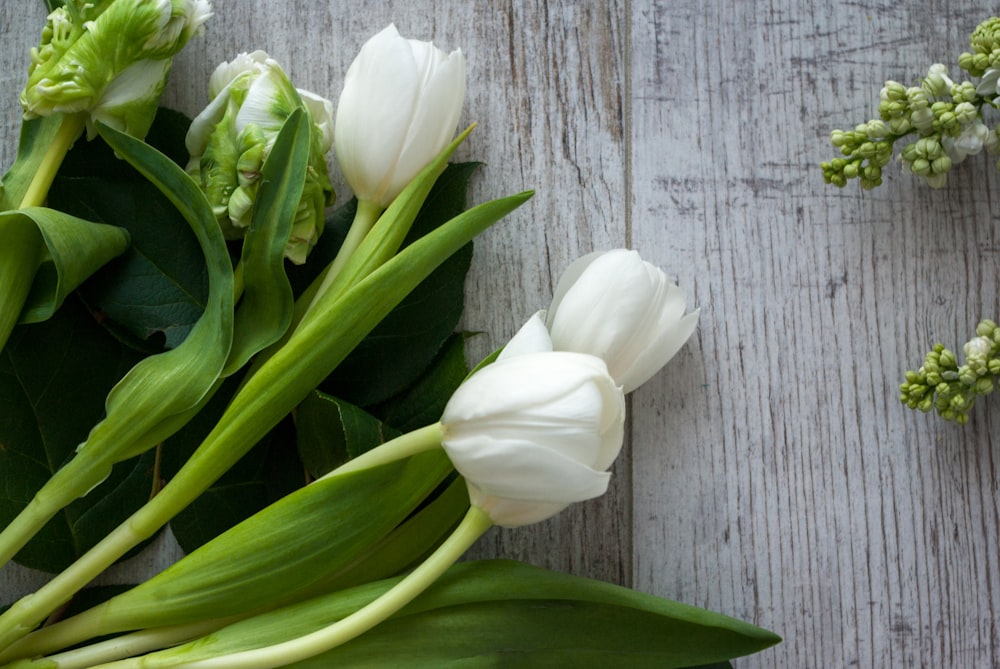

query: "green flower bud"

left=186, top=51, right=335, bottom=264
left=20, top=0, right=212, bottom=137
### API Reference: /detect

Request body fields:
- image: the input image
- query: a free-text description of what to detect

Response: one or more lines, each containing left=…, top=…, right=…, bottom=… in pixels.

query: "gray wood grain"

left=2, top=1, right=1000, bottom=667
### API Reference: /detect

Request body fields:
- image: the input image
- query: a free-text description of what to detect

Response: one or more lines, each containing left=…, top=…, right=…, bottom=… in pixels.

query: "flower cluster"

left=900, top=319, right=1000, bottom=423
left=822, top=17, right=1000, bottom=189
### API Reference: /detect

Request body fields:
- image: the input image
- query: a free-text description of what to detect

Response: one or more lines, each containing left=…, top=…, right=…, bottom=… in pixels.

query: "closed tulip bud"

left=441, top=352, right=625, bottom=527
left=334, top=24, right=465, bottom=208
left=21, top=0, right=212, bottom=138
left=503, top=249, right=699, bottom=393
left=186, top=51, right=335, bottom=263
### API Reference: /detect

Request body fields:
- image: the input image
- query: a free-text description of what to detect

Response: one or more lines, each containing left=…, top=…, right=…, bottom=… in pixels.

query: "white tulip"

left=334, top=24, right=465, bottom=208
left=503, top=249, right=699, bottom=393
left=440, top=351, right=625, bottom=527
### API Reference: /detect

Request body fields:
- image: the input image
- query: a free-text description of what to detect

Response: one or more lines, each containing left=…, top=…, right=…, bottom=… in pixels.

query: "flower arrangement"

left=0, top=2, right=779, bottom=667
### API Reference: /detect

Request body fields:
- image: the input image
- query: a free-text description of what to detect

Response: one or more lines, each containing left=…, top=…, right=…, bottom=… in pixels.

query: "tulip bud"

left=503, top=250, right=699, bottom=393
left=21, top=0, right=212, bottom=138
left=441, top=352, right=625, bottom=527
left=186, top=51, right=335, bottom=264
left=334, top=24, right=465, bottom=208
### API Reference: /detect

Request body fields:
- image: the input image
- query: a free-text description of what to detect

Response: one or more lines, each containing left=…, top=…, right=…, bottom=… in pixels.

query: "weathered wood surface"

left=3, top=1, right=1000, bottom=667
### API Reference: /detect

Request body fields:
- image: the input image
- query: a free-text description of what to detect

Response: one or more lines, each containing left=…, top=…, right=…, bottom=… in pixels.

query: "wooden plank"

left=630, top=1, right=1000, bottom=667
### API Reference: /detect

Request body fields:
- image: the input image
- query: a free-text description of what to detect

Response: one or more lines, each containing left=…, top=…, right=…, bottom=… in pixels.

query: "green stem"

left=324, top=423, right=442, bottom=478
left=19, top=113, right=85, bottom=208
left=298, top=199, right=382, bottom=321
left=2, top=617, right=241, bottom=669
left=0, top=443, right=113, bottom=569
left=159, top=506, right=492, bottom=669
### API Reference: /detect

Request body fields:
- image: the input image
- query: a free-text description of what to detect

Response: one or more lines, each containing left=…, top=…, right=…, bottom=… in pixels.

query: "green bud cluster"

left=824, top=17, right=1000, bottom=190
left=959, top=17, right=1000, bottom=76
left=900, top=320, right=1000, bottom=423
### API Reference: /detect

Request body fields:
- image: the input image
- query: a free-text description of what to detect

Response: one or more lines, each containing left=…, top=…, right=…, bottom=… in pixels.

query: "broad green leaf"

left=0, top=298, right=151, bottom=572
left=308, top=476, right=469, bottom=596
left=296, top=391, right=400, bottom=479
left=0, top=125, right=235, bottom=570
left=48, top=108, right=205, bottom=349
left=7, top=207, right=130, bottom=324
left=132, top=561, right=779, bottom=668
left=72, top=451, right=454, bottom=637
left=377, top=332, right=470, bottom=432
left=223, top=109, right=308, bottom=376
left=319, top=244, right=471, bottom=407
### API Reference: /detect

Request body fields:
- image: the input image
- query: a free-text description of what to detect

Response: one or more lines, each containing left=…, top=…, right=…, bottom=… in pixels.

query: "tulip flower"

left=47, top=351, right=625, bottom=669
left=21, top=0, right=212, bottom=138
left=334, top=24, right=465, bottom=209
left=303, top=24, right=466, bottom=315
left=441, top=351, right=626, bottom=527
left=502, top=249, right=699, bottom=393
left=186, top=51, right=335, bottom=264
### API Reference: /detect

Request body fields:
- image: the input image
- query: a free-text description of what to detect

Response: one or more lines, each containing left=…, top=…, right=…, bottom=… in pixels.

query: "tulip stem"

left=301, top=198, right=382, bottom=319
left=153, top=506, right=493, bottom=669
left=321, top=423, right=444, bottom=479
left=19, top=112, right=86, bottom=208
left=2, top=616, right=242, bottom=669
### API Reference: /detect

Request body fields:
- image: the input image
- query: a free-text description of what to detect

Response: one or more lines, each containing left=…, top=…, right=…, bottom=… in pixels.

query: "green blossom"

left=186, top=51, right=335, bottom=264
left=20, top=0, right=211, bottom=138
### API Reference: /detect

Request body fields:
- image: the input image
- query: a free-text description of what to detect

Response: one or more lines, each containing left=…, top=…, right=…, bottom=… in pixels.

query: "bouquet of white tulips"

left=0, top=2, right=779, bottom=667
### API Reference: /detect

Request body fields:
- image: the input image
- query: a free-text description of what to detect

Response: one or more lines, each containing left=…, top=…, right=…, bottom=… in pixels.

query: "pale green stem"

left=19, top=113, right=86, bottom=208
left=5, top=618, right=241, bottom=669
left=296, top=198, right=382, bottom=328
left=324, top=423, right=443, bottom=478
left=152, top=506, right=492, bottom=669
left=232, top=259, right=245, bottom=303
left=0, top=442, right=113, bottom=570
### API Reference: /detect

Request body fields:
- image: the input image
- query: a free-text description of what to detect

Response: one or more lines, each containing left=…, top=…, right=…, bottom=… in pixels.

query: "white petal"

left=497, top=311, right=552, bottom=361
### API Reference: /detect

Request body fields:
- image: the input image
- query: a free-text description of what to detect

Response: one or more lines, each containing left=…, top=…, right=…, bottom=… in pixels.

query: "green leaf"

left=296, top=391, right=400, bottom=479
left=223, top=109, right=308, bottom=376
left=75, top=451, right=455, bottom=636
left=135, top=561, right=779, bottom=668
left=6, top=207, right=131, bottom=324
left=377, top=332, right=470, bottom=432
left=48, top=108, right=204, bottom=349
left=318, top=164, right=480, bottom=407
left=0, top=298, right=152, bottom=572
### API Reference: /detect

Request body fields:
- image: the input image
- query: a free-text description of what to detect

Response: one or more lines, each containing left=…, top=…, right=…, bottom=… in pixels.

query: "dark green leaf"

left=50, top=170, right=206, bottom=351
left=158, top=374, right=297, bottom=553
left=319, top=244, right=470, bottom=407
left=0, top=298, right=152, bottom=572
left=377, top=332, right=470, bottom=432
left=48, top=108, right=203, bottom=349
left=296, top=391, right=400, bottom=479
